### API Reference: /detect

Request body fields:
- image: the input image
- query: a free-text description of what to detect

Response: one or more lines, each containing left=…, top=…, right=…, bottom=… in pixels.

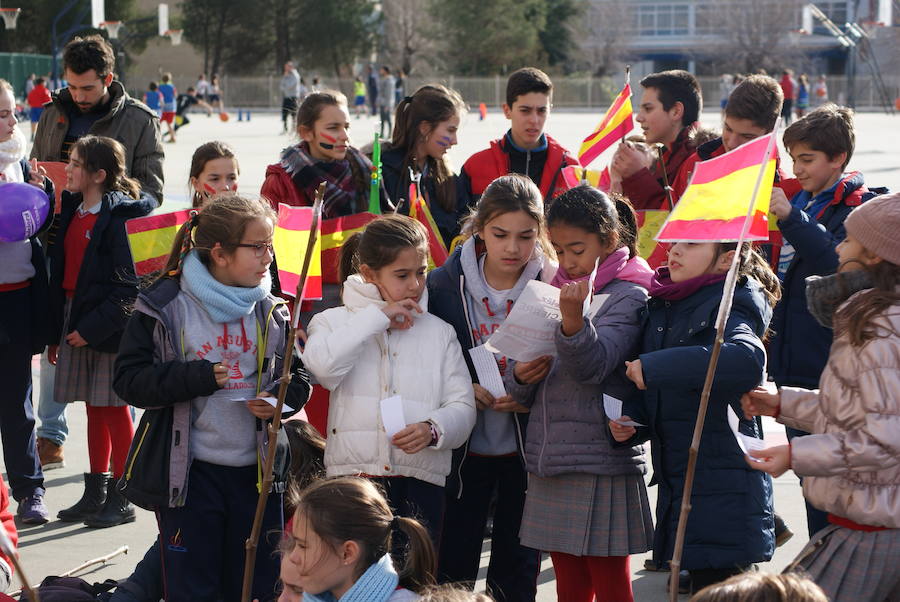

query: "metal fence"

left=124, top=72, right=900, bottom=112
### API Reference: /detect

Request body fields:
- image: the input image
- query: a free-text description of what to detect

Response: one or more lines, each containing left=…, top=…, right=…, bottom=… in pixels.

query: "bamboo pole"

left=667, top=130, right=779, bottom=602
left=240, top=183, right=325, bottom=602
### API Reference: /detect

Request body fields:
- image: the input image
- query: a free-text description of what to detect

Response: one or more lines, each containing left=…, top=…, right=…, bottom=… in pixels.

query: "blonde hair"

left=690, top=572, right=828, bottom=602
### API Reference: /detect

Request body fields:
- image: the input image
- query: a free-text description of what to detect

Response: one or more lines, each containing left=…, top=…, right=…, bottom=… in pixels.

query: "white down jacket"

left=302, top=274, right=476, bottom=487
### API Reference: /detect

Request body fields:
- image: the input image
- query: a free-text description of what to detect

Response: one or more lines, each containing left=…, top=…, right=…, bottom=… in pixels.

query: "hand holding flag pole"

left=241, top=183, right=325, bottom=602
left=666, top=127, right=780, bottom=602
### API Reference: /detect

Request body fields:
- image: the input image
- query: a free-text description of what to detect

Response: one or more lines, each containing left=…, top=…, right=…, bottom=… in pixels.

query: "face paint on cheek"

left=436, top=135, right=452, bottom=148
left=202, top=182, right=218, bottom=195
left=319, top=132, right=337, bottom=150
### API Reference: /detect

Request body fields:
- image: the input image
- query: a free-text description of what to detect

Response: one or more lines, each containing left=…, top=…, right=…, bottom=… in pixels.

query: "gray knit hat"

left=844, top=192, right=900, bottom=265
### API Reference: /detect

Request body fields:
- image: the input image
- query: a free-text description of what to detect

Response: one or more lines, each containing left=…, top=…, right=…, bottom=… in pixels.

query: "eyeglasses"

left=233, top=242, right=275, bottom=258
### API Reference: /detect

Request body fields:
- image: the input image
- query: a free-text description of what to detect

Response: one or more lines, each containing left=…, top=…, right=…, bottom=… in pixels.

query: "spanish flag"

left=562, top=165, right=606, bottom=189
left=408, top=184, right=448, bottom=268
left=578, top=84, right=634, bottom=167
left=320, top=212, right=379, bottom=284
left=636, top=210, right=670, bottom=268
left=126, top=209, right=193, bottom=276
left=274, top=204, right=323, bottom=300
left=656, top=134, right=777, bottom=242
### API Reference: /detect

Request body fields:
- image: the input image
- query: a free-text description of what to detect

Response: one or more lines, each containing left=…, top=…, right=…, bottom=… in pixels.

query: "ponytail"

left=610, top=193, right=638, bottom=258
left=157, top=211, right=199, bottom=281
left=395, top=516, right=437, bottom=593
left=338, top=231, right=363, bottom=284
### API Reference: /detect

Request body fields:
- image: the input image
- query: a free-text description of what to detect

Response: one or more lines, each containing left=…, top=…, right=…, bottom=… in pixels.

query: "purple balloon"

left=0, top=182, right=51, bottom=242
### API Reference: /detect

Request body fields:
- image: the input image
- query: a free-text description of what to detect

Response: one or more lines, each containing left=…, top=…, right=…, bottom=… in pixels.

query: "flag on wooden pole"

left=578, top=84, right=635, bottom=167
left=655, top=134, right=778, bottom=242
left=273, top=204, right=322, bottom=300
left=408, top=183, right=448, bottom=268
left=126, top=209, right=193, bottom=276
left=320, top=212, right=379, bottom=283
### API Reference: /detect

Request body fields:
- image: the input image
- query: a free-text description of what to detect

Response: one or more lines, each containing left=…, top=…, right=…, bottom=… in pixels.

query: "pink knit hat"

left=844, top=192, right=900, bottom=265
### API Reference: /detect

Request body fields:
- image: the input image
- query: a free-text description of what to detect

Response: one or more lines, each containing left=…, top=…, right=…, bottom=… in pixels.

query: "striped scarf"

left=280, top=141, right=370, bottom=219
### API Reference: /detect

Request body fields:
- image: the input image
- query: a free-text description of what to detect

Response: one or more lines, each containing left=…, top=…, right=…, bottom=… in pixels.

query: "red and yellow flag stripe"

left=578, top=84, right=634, bottom=167
left=274, top=204, right=323, bottom=299
left=320, top=212, right=379, bottom=284
left=126, top=209, right=192, bottom=276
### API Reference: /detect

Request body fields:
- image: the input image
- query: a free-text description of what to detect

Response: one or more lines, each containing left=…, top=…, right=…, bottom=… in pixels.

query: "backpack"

left=22, top=576, right=118, bottom=601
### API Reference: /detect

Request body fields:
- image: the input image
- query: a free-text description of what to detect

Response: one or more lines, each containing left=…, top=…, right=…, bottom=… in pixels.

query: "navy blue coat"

left=768, top=172, right=887, bottom=388
left=48, top=189, right=154, bottom=353
left=623, top=278, right=775, bottom=570
left=427, top=245, right=547, bottom=497
left=381, top=146, right=469, bottom=248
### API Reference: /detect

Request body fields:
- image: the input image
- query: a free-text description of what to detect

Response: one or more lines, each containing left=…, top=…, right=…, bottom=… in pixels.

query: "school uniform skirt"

left=54, top=299, right=126, bottom=407
left=787, top=524, right=900, bottom=602
left=520, top=472, right=654, bottom=557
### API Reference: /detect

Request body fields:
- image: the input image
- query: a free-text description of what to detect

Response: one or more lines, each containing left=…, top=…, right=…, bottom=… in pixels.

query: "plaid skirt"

left=520, top=472, right=654, bottom=557
left=786, top=524, right=900, bottom=602
left=54, top=299, right=127, bottom=407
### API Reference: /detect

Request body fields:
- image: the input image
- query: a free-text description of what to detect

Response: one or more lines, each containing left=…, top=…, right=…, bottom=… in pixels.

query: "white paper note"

left=603, top=394, right=644, bottom=427
left=468, top=345, right=507, bottom=399
left=225, top=396, right=294, bottom=413
left=727, top=405, right=765, bottom=462
left=380, top=395, right=407, bottom=437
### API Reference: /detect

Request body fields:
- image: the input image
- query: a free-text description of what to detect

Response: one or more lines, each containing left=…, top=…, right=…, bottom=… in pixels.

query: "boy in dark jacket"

left=768, top=103, right=887, bottom=537
left=459, top=67, right=579, bottom=205
left=610, top=70, right=701, bottom=210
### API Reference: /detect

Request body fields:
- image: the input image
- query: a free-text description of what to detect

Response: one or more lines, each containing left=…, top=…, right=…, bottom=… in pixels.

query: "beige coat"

left=779, top=295, right=900, bottom=528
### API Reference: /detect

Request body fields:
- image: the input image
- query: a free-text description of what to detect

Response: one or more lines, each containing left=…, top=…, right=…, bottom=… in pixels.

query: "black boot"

left=57, top=472, right=109, bottom=522
left=84, top=482, right=135, bottom=528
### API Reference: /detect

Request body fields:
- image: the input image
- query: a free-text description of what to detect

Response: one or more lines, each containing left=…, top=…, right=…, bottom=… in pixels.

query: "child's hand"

left=770, top=188, right=792, bottom=221
left=472, top=383, right=495, bottom=410
left=381, top=298, right=423, bottom=330
left=392, top=422, right=431, bottom=454
left=213, top=363, right=229, bottom=387
left=513, top=355, right=552, bottom=384
left=48, top=344, right=59, bottom=365
left=246, top=393, right=277, bottom=420
left=27, top=159, right=48, bottom=189
left=65, top=330, right=88, bottom=348
left=559, top=280, right=589, bottom=335
left=741, top=386, right=781, bottom=419
left=625, top=359, right=646, bottom=390
left=609, top=419, right=636, bottom=442
left=492, top=395, right=530, bottom=413
left=746, top=444, right=791, bottom=477
left=611, top=142, right=649, bottom=179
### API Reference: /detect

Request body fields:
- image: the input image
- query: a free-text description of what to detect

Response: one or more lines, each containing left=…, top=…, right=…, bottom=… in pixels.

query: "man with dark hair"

left=460, top=67, right=579, bottom=206
left=672, top=74, right=793, bottom=202
left=29, top=34, right=164, bottom=480
left=30, top=35, right=164, bottom=203
left=610, top=69, right=702, bottom=210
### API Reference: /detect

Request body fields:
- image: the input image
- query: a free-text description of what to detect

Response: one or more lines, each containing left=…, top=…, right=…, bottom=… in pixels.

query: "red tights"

left=550, top=552, right=633, bottom=602
left=86, top=405, right=135, bottom=478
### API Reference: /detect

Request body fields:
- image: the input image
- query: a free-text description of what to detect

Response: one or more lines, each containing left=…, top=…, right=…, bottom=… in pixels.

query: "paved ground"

left=6, top=108, right=898, bottom=600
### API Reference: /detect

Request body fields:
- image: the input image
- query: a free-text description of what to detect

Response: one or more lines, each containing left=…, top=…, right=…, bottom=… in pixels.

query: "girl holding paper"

left=302, top=214, right=475, bottom=550
left=609, top=240, right=780, bottom=594
left=427, top=174, right=556, bottom=601
left=504, top=186, right=654, bottom=602
left=113, top=194, right=311, bottom=600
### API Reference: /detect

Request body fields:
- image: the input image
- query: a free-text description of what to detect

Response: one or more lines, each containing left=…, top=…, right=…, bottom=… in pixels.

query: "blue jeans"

left=37, top=352, right=68, bottom=445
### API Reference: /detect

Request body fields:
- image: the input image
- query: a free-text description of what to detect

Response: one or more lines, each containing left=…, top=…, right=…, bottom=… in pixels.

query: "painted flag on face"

left=274, top=204, right=323, bottom=300
left=578, top=83, right=634, bottom=167
left=655, top=134, right=777, bottom=242
left=126, top=209, right=193, bottom=276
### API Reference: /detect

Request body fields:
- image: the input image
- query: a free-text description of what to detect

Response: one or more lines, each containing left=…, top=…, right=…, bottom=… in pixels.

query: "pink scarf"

left=551, top=247, right=654, bottom=292
left=649, top=267, right=727, bottom=300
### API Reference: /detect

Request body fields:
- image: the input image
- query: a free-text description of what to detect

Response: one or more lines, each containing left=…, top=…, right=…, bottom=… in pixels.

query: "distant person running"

left=158, top=73, right=177, bottom=143
left=174, top=87, right=212, bottom=133
left=142, top=82, right=163, bottom=118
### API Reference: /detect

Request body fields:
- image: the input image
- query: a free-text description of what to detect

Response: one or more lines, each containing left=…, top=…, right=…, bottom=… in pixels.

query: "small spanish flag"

left=636, top=210, right=670, bottom=268
left=126, top=209, right=193, bottom=276
left=408, top=184, right=448, bottom=268
left=320, top=212, right=379, bottom=284
left=578, top=84, right=634, bottom=167
left=656, top=134, right=777, bottom=242
left=274, top=204, right=323, bottom=300
left=562, top=165, right=606, bottom=189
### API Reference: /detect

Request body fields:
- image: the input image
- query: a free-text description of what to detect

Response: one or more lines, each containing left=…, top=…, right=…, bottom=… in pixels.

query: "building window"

left=632, top=3, right=691, bottom=36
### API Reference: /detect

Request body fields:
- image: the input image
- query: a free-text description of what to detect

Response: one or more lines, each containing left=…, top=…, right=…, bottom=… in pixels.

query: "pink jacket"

left=778, top=296, right=900, bottom=528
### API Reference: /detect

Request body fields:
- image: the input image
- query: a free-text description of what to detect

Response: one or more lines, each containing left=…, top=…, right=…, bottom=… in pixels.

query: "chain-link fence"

left=124, top=72, right=900, bottom=112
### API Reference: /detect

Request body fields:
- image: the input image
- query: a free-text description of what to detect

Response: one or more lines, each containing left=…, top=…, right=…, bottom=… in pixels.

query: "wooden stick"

left=655, top=143, right=676, bottom=211
left=667, top=130, right=779, bottom=602
left=59, top=545, right=129, bottom=578
left=621, top=64, right=631, bottom=145
left=240, top=183, right=325, bottom=602
left=8, top=552, right=39, bottom=602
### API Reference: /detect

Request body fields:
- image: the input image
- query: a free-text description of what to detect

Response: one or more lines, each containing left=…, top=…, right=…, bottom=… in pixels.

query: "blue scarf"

left=181, top=250, right=270, bottom=323
left=303, top=554, right=399, bottom=602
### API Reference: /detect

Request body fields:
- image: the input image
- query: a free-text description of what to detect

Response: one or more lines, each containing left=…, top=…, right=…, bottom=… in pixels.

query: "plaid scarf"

left=280, top=141, right=371, bottom=219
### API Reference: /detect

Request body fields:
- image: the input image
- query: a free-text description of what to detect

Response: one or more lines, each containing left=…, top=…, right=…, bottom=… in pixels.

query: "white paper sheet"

left=485, top=279, right=610, bottom=362
left=727, top=405, right=765, bottom=461
left=602, top=394, right=645, bottom=427
left=468, top=345, right=506, bottom=399
left=380, top=395, right=407, bottom=437
left=225, top=396, right=295, bottom=413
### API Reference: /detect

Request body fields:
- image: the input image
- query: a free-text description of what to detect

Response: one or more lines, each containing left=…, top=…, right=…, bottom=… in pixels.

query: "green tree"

left=432, top=0, right=547, bottom=75
left=292, top=0, right=379, bottom=78
left=539, top=0, right=579, bottom=68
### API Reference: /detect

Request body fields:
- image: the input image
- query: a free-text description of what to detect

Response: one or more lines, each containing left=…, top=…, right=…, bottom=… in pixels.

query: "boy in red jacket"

left=459, top=67, right=578, bottom=206
left=25, top=77, right=52, bottom=142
